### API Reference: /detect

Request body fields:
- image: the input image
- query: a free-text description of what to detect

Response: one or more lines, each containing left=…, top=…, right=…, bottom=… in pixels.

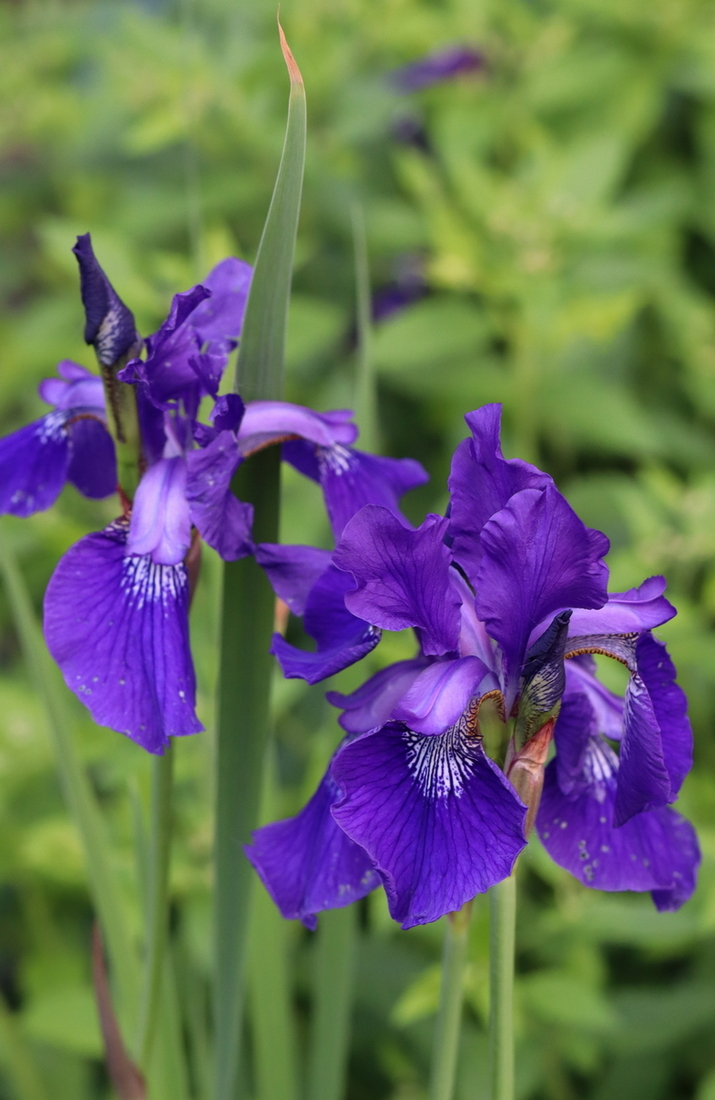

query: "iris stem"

left=137, top=742, right=175, bottom=1070
left=489, top=873, right=516, bottom=1100
left=308, top=905, right=358, bottom=1100
left=428, top=901, right=472, bottom=1100
left=214, top=448, right=281, bottom=1100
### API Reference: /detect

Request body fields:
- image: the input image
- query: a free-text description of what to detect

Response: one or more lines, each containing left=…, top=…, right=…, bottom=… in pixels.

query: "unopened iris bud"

left=514, top=609, right=572, bottom=745
left=73, top=233, right=140, bottom=368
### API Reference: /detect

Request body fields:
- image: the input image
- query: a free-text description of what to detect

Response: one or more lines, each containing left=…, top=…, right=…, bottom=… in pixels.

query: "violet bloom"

left=391, top=46, right=485, bottom=93
left=0, top=360, right=116, bottom=516
left=247, top=405, right=699, bottom=928
left=38, top=239, right=388, bottom=753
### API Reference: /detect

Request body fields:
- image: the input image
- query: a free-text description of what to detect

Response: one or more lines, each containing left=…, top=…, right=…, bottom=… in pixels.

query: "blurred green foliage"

left=2, top=0, right=715, bottom=1097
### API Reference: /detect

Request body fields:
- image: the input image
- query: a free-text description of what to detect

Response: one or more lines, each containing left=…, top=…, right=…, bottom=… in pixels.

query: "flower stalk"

left=489, top=873, right=516, bottom=1100
left=428, top=901, right=472, bottom=1100
left=136, top=742, right=175, bottom=1070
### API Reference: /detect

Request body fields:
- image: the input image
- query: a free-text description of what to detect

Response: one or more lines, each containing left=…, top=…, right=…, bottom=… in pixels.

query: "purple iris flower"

left=43, top=393, right=393, bottom=754
left=390, top=46, right=485, bottom=93
left=0, top=359, right=116, bottom=515
left=246, top=405, right=699, bottom=928
left=21, top=237, right=410, bottom=755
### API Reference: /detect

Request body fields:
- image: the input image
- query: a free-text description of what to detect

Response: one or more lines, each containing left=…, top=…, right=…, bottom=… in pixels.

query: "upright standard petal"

left=332, top=717, right=527, bottom=927
left=448, top=404, right=550, bottom=587
left=475, top=485, right=609, bottom=701
left=270, top=564, right=381, bottom=684
left=185, top=432, right=254, bottom=561
left=72, top=234, right=139, bottom=366
left=245, top=769, right=380, bottom=930
left=121, top=285, right=211, bottom=414
left=127, top=457, right=192, bottom=565
left=188, top=257, right=252, bottom=352
left=44, top=522, right=203, bottom=753
left=0, top=414, right=70, bottom=516
left=334, top=508, right=460, bottom=656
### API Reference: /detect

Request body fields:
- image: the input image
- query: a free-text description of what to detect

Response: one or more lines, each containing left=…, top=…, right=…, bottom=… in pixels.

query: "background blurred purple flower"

left=390, top=45, right=485, bottom=93
left=0, top=360, right=116, bottom=516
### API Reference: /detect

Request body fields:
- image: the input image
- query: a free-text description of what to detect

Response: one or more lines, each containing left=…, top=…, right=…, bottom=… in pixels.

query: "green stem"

left=489, top=874, right=516, bottom=1100
left=214, top=448, right=281, bottom=1100
left=429, top=902, right=472, bottom=1100
left=0, top=529, right=141, bottom=1033
left=351, top=202, right=378, bottom=452
left=99, top=350, right=143, bottom=501
left=308, top=905, right=358, bottom=1100
left=249, top=885, right=297, bottom=1100
left=137, top=743, right=175, bottom=1070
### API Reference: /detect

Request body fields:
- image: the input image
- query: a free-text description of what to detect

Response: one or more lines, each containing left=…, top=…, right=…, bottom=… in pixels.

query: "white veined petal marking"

left=582, top=735, right=618, bottom=803
left=35, top=410, right=67, bottom=444
left=120, top=552, right=187, bottom=610
left=319, top=444, right=354, bottom=477
left=403, top=707, right=481, bottom=800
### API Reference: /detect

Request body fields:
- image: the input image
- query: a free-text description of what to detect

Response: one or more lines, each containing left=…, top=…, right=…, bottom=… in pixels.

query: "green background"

left=1, top=0, right=715, bottom=1097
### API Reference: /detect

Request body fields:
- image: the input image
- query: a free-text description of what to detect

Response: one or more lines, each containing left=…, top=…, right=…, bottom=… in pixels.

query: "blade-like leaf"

left=215, top=23, right=306, bottom=1100
left=351, top=201, right=379, bottom=453
left=234, top=19, right=306, bottom=401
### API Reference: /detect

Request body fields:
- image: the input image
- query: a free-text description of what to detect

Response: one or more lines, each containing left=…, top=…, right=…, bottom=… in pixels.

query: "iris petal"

left=475, top=484, right=609, bottom=704
left=332, top=718, right=526, bottom=928
left=127, top=457, right=192, bottom=565
left=245, top=769, right=380, bottom=930
left=334, top=507, right=460, bottom=656
left=270, top=564, right=380, bottom=684
left=448, top=403, right=550, bottom=587
left=185, top=432, right=254, bottom=561
left=0, top=414, right=70, bottom=517
left=44, top=521, right=202, bottom=753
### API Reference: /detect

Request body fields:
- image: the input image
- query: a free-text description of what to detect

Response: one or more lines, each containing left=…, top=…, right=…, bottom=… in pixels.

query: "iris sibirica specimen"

left=0, top=235, right=427, bottom=754
left=247, top=404, right=699, bottom=929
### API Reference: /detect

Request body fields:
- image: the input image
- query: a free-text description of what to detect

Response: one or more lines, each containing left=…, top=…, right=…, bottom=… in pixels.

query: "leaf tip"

left=277, top=14, right=303, bottom=88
